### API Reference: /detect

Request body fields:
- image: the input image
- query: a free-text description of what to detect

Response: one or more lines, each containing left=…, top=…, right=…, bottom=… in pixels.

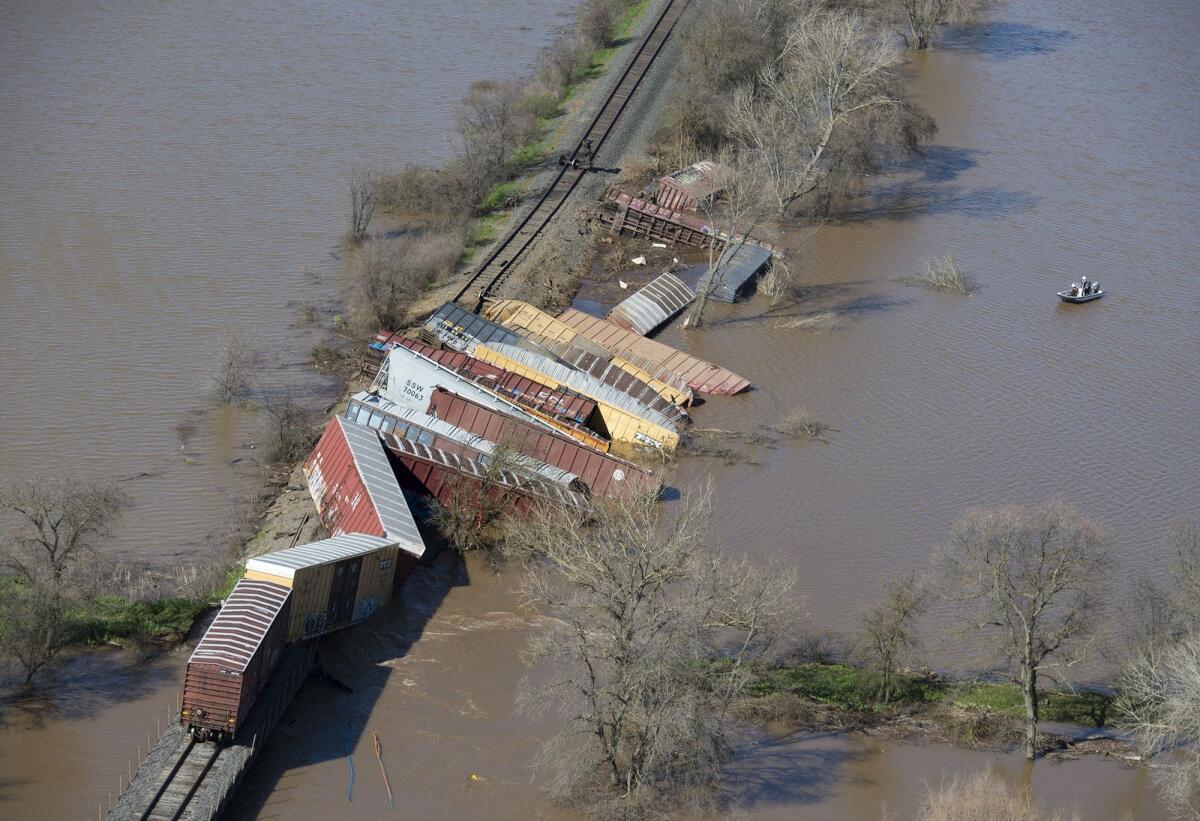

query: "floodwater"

left=2, top=0, right=1197, bottom=818
left=0, top=0, right=573, bottom=563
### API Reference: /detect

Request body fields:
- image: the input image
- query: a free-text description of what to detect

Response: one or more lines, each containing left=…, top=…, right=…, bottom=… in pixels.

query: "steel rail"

left=452, top=0, right=688, bottom=311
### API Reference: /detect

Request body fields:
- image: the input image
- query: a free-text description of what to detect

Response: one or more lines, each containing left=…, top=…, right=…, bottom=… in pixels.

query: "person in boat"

left=1070, top=282, right=1080, bottom=296
left=1081, top=276, right=1091, bottom=295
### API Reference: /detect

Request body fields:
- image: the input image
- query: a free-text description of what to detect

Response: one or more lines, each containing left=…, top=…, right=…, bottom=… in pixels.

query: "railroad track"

left=136, top=736, right=222, bottom=821
left=453, top=0, right=688, bottom=312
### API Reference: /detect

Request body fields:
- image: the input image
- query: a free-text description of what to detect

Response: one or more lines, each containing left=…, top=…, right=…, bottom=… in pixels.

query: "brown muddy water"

left=0, top=0, right=573, bottom=563
left=2, top=0, right=1197, bottom=819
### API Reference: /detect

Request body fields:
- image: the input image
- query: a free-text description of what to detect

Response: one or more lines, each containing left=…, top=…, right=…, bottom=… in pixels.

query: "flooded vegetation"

left=3, top=0, right=1200, bottom=818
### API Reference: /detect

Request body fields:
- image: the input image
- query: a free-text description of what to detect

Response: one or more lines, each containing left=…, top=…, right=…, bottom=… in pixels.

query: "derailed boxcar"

left=304, top=416, right=426, bottom=588
left=182, top=578, right=291, bottom=742
left=244, top=533, right=401, bottom=643
left=426, top=386, right=657, bottom=499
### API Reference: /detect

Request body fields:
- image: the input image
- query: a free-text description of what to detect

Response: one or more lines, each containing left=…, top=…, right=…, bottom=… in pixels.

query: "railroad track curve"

left=452, top=0, right=688, bottom=311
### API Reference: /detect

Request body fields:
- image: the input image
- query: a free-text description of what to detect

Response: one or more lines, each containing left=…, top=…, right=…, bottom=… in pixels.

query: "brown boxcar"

left=181, top=578, right=291, bottom=742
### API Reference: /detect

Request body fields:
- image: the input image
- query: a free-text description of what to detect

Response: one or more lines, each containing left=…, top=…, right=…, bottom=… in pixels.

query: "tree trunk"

left=1021, top=646, right=1039, bottom=760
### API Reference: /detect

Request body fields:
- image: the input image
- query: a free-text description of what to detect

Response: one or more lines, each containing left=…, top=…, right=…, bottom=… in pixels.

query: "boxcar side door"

left=327, top=556, right=363, bottom=629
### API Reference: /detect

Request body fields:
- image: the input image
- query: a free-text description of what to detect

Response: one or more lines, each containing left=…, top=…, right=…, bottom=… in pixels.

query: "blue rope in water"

left=344, top=726, right=355, bottom=802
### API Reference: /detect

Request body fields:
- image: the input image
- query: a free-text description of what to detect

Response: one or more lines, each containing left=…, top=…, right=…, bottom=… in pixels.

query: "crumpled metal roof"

left=188, top=578, right=290, bottom=672
left=607, top=272, right=695, bottom=336
left=478, top=341, right=685, bottom=433
left=557, top=308, right=751, bottom=395
left=245, top=533, right=396, bottom=579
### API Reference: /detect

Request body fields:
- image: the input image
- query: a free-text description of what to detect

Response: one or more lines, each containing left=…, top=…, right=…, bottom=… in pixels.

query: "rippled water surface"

left=0, top=0, right=571, bottom=562
left=1, top=0, right=1196, bottom=817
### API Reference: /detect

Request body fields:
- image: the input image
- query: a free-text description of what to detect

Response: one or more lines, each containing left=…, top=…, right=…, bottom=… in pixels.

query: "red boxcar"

left=425, top=386, right=656, bottom=498
left=181, top=579, right=291, bottom=742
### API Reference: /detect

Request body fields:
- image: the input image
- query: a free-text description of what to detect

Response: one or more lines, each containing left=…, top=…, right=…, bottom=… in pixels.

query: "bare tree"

left=506, top=485, right=797, bottom=816
left=917, top=769, right=1076, bottom=821
left=729, top=7, right=935, bottom=217
left=859, top=571, right=928, bottom=703
left=345, top=233, right=463, bottom=333
left=882, top=0, right=989, bottom=50
left=259, top=391, right=317, bottom=465
left=1118, top=634, right=1200, bottom=819
left=430, top=443, right=525, bottom=554
left=939, top=502, right=1109, bottom=759
left=0, top=479, right=127, bottom=686
left=349, top=169, right=379, bottom=241
left=209, top=330, right=263, bottom=405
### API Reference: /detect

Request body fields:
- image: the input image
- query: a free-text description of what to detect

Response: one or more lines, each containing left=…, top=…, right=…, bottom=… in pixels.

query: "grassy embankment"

left=746, top=663, right=1112, bottom=727
left=462, top=0, right=652, bottom=260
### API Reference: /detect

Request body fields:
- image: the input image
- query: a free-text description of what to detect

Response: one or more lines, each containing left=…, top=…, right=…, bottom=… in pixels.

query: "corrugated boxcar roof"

left=188, top=578, right=291, bottom=672
left=345, top=391, right=577, bottom=486
left=481, top=299, right=693, bottom=404
left=607, top=272, right=695, bottom=336
left=478, top=341, right=684, bottom=433
left=697, top=243, right=772, bottom=303
left=246, top=532, right=396, bottom=579
left=334, top=417, right=425, bottom=555
left=557, top=308, right=751, bottom=395
left=425, top=302, right=558, bottom=360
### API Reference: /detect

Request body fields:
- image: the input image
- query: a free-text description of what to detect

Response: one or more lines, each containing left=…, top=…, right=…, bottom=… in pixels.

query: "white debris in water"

left=652, top=242, right=666, bottom=248
left=631, top=255, right=646, bottom=265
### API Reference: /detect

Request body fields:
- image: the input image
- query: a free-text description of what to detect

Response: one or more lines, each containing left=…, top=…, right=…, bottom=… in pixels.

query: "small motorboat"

left=1057, top=288, right=1105, bottom=304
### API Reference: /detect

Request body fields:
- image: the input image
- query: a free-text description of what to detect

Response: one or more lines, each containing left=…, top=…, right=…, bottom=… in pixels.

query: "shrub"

left=346, top=232, right=464, bottom=333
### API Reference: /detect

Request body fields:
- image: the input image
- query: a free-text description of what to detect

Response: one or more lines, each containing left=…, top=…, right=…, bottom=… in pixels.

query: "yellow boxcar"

left=244, top=533, right=400, bottom=642
left=481, top=299, right=693, bottom=406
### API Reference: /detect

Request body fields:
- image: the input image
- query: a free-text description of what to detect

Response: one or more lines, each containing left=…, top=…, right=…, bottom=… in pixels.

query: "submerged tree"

left=507, top=485, right=796, bottom=816
left=430, top=442, right=526, bottom=555
left=729, top=7, right=935, bottom=217
left=939, top=502, right=1109, bottom=759
left=882, top=0, right=990, bottom=50
left=349, top=168, right=379, bottom=241
left=0, top=478, right=127, bottom=687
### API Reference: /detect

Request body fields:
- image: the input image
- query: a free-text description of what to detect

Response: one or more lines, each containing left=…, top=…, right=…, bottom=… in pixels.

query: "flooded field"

left=0, top=0, right=573, bottom=563
left=2, top=0, right=1197, bottom=817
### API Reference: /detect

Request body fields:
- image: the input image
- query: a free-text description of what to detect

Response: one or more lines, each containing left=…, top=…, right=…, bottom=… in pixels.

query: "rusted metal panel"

left=426, top=386, right=656, bottom=498
left=600, top=189, right=783, bottom=257
left=697, top=243, right=772, bottom=303
left=389, top=336, right=598, bottom=428
left=382, top=434, right=590, bottom=512
left=376, top=341, right=609, bottom=450
left=654, top=160, right=721, bottom=213
left=607, top=272, right=695, bottom=335
left=182, top=578, right=291, bottom=738
left=303, top=417, right=425, bottom=557
left=557, top=308, right=751, bottom=395
left=481, top=299, right=693, bottom=406
left=344, top=391, right=577, bottom=487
